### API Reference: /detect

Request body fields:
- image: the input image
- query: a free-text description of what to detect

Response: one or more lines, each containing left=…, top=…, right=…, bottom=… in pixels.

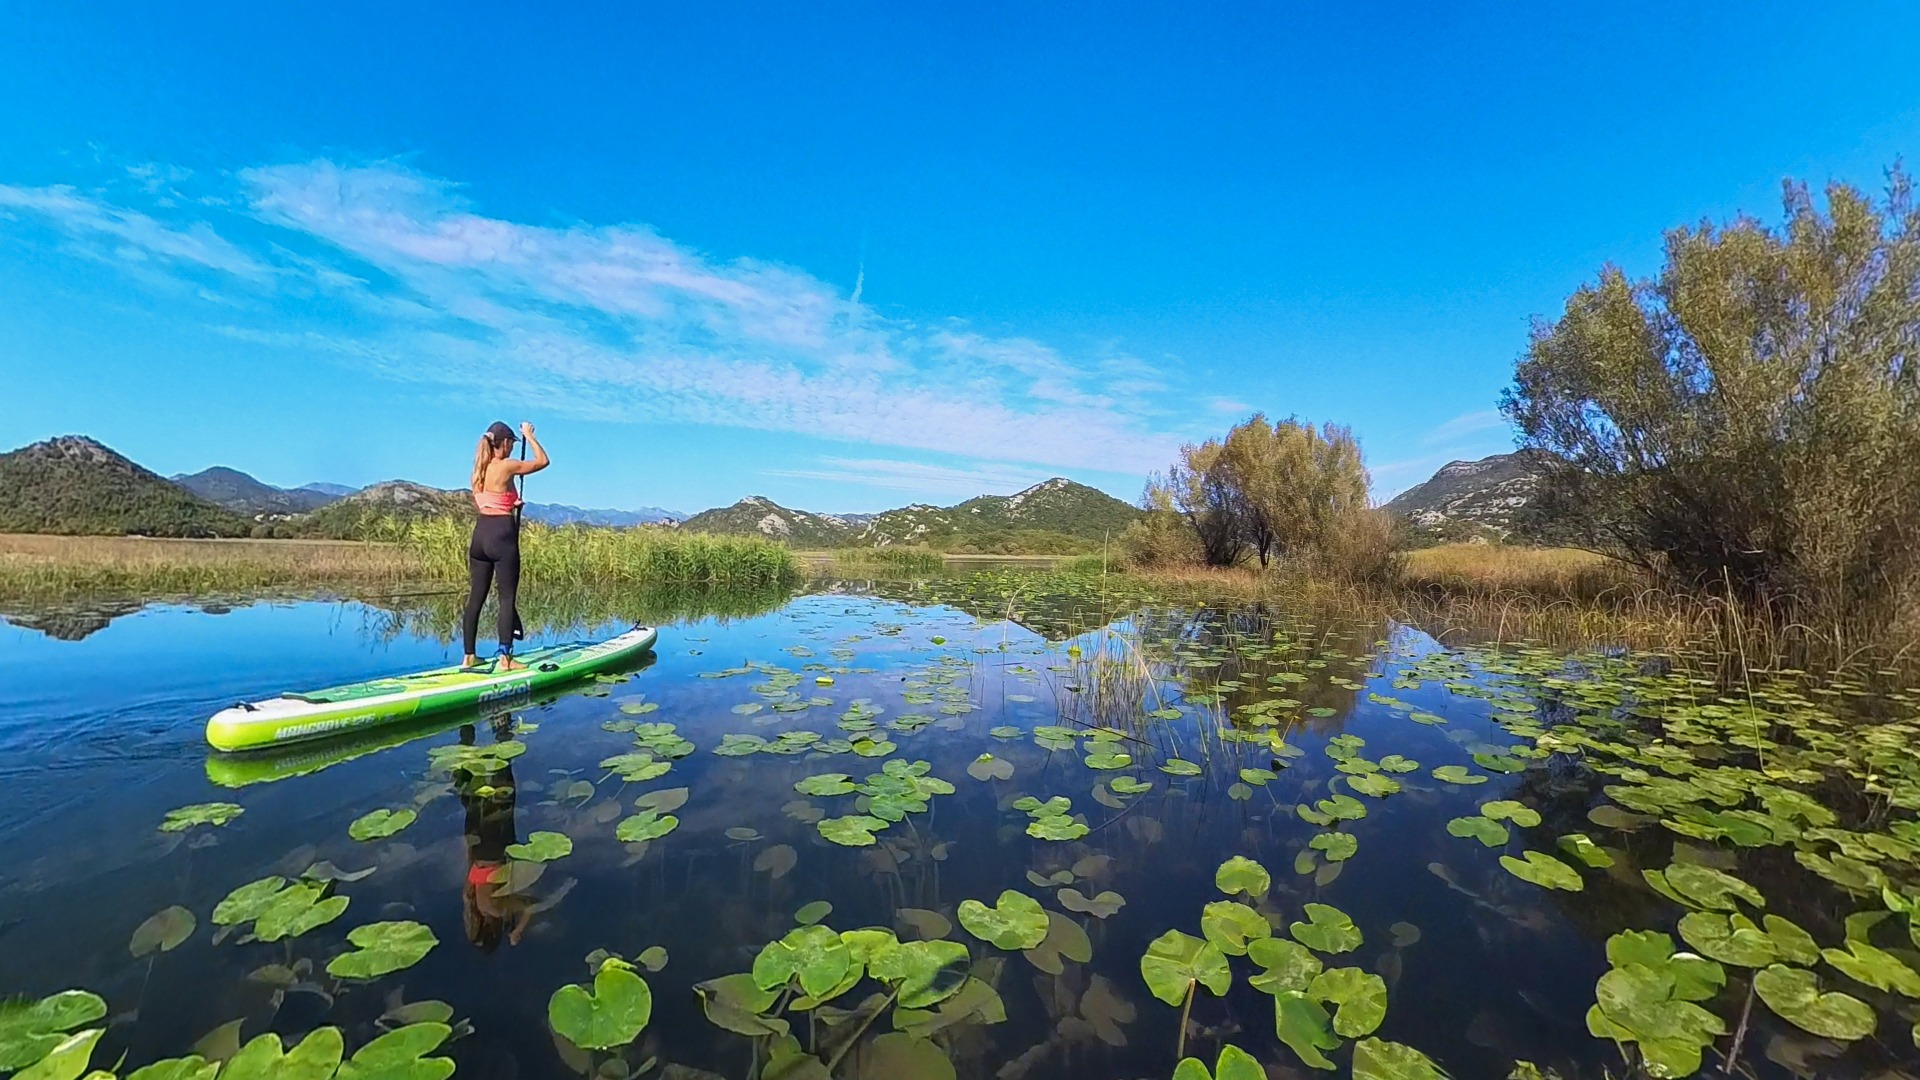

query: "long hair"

left=471, top=433, right=503, bottom=492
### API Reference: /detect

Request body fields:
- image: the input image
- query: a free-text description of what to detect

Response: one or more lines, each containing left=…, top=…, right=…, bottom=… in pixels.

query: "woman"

left=455, top=717, right=533, bottom=951
left=463, top=420, right=548, bottom=670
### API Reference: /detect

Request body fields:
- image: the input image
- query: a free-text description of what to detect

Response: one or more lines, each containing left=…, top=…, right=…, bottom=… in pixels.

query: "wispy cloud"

left=764, top=456, right=1059, bottom=500
left=1422, top=409, right=1507, bottom=446
left=0, top=182, right=268, bottom=279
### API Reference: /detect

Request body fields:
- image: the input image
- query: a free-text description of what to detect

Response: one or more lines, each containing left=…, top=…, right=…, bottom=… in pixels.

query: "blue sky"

left=3, top=3, right=1917, bottom=514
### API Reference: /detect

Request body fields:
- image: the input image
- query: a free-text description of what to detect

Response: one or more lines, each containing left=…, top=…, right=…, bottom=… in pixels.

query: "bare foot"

left=462, top=654, right=481, bottom=668
left=499, top=656, right=527, bottom=672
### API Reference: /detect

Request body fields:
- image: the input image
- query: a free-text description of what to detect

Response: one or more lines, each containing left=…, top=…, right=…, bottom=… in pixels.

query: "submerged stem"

left=1174, top=979, right=1196, bottom=1061
left=823, top=985, right=900, bottom=1076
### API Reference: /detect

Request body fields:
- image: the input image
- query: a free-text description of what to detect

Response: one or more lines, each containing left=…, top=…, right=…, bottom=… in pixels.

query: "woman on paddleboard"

left=463, top=420, right=548, bottom=670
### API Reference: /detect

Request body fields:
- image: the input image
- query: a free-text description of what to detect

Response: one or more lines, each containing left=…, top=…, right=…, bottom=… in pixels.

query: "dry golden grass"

left=0, top=534, right=432, bottom=601
left=1398, top=543, right=1640, bottom=601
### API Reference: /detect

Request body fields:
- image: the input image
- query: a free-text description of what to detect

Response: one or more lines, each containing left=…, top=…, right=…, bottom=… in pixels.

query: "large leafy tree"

left=1502, top=170, right=1920, bottom=634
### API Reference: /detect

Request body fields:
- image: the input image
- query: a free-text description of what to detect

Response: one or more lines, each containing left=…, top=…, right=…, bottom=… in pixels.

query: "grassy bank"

left=823, top=545, right=945, bottom=575
left=0, top=522, right=800, bottom=604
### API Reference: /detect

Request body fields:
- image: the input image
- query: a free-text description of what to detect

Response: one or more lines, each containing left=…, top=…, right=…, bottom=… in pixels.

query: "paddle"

left=511, top=424, right=527, bottom=643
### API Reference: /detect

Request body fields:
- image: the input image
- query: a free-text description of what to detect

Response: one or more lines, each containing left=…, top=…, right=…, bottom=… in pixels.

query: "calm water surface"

left=2, top=577, right=1915, bottom=1079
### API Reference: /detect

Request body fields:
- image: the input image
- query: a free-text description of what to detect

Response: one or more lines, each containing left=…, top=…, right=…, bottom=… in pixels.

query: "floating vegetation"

left=15, top=569, right=1920, bottom=1079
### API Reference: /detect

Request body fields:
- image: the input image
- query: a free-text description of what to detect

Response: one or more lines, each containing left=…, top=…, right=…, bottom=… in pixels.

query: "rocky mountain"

left=288, top=481, right=473, bottom=539
left=522, top=502, right=683, bottom=527
left=0, top=436, right=251, bottom=537
left=681, top=479, right=1142, bottom=552
left=297, top=481, right=360, bottom=498
left=680, top=497, right=865, bottom=548
left=173, top=466, right=337, bottom=517
left=1384, top=451, right=1551, bottom=545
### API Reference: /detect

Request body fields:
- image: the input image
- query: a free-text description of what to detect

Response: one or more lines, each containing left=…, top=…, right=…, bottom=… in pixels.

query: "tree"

left=1502, top=169, right=1920, bottom=637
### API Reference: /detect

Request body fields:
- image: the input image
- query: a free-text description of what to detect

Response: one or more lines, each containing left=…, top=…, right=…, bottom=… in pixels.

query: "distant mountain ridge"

left=173, top=466, right=335, bottom=516
left=1384, top=451, right=1550, bottom=544
left=0, top=436, right=250, bottom=537
left=681, top=478, right=1141, bottom=553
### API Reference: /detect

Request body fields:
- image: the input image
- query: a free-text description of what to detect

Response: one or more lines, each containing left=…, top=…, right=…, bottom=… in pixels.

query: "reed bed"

left=0, top=534, right=429, bottom=601
left=399, top=518, right=798, bottom=588
left=826, top=545, right=945, bottom=575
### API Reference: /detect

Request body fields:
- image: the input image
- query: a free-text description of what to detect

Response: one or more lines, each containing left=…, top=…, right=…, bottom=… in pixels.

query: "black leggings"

left=462, top=514, right=520, bottom=656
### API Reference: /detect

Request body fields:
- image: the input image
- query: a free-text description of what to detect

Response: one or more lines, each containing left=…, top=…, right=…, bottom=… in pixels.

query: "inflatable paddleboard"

left=205, top=625, right=659, bottom=752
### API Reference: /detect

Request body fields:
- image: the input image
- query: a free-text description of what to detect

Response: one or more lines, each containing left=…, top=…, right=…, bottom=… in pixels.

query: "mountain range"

left=1382, top=450, right=1549, bottom=544
left=173, top=464, right=683, bottom=528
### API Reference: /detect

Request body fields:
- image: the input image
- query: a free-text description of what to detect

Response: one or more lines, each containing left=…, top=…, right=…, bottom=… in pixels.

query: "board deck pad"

left=205, top=626, right=658, bottom=752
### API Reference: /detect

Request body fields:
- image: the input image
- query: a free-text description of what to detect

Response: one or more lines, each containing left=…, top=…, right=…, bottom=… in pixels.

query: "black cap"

left=485, top=421, right=517, bottom=443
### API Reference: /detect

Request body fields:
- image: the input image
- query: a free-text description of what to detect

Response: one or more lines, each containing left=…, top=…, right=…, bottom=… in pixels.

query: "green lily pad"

left=1473, top=752, right=1527, bottom=774
left=1247, top=937, right=1323, bottom=995
left=1480, top=800, right=1541, bottom=827
left=1140, top=929, right=1232, bottom=1006
left=695, top=974, right=786, bottom=1037
left=967, top=755, right=1014, bottom=781
left=129, top=905, right=195, bottom=957
left=958, top=891, right=1048, bottom=951
left=753, top=925, right=852, bottom=997
left=1430, top=766, right=1486, bottom=785
left=817, top=814, right=887, bottom=846
left=1763, top=916, right=1821, bottom=966
left=598, top=754, right=671, bottom=783
left=1272, top=990, right=1339, bottom=1070
left=1821, top=940, right=1920, bottom=996
left=1346, top=773, right=1401, bottom=798
left=335, top=1022, right=455, bottom=1080
left=1058, top=888, right=1126, bottom=918
left=1447, top=816, right=1509, bottom=847
left=504, top=831, right=572, bottom=863
left=1309, top=832, right=1358, bottom=861
left=795, top=773, right=856, bottom=796
left=634, top=787, right=689, bottom=813
left=1214, top=856, right=1271, bottom=899
left=870, top=938, right=970, bottom=1009
left=254, top=884, right=349, bottom=942
left=1239, top=768, right=1277, bottom=786
left=17, top=1030, right=104, bottom=1080
left=1377, top=755, right=1420, bottom=774
left=1201, top=901, right=1272, bottom=956
left=348, top=809, right=417, bottom=842
left=1753, top=964, right=1875, bottom=1040
left=1351, top=1037, right=1448, bottom=1079
left=615, top=811, right=679, bottom=842
left=1109, top=776, right=1153, bottom=795
left=1677, top=912, right=1776, bottom=967
left=212, top=876, right=289, bottom=926
left=1556, top=833, right=1615, bottom=867
left=0, top=991, right=107, bottom=1070
left=1289, top=904, right=1362, bottom=954
left=221, top=1028, right=344, bottom=1080
left=1318, top=794, right=1368, bottom=821
left=1084, top=750, right=1132, bottom=770
left=1500, top=851, right=1583, bottom=891
left=1309, top=967, right=1388, bottom=1037
left=1172, top=1044, right=1265, bottom=1080
left=160, top=802, right=243, bottom=832
left=326, top=921, right=438, bottom=980
left=1027, top=815, right=1088, bottom=841
left=1649, top=862, right=1764, bottom=911
left=794, top=901, right=834, bottom=926
left=1160, top=759, right=1203, bottom=776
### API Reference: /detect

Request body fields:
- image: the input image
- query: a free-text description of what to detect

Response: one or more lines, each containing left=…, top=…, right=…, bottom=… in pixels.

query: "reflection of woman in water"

left=457, top=718, right=534, bottom=951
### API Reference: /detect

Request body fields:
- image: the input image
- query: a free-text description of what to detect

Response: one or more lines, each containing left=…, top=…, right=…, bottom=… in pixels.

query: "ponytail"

left=471, top=435, right=494, bottom=492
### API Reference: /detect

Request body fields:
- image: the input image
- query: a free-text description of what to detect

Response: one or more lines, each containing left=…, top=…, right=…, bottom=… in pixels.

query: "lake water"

left=3, top=572, right=1917, bottom=1080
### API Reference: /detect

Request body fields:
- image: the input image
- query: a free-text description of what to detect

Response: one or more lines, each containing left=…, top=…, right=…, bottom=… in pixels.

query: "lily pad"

left=753, top=925, right=852, bottom=997
left=615, top=811, right=679, bottom=842
left=634, top=787, right=689, bottom=813
left=1308, top=967, right=1387, bottom=1037
left=1351, top=1037, right=1448, bottom=1079
left=1289, top=904, right=1362, bottom=954
left=1214, top=856, right=1271, bottom=899
left=870, top=938, right=970, bottom=1009
left=129, top=906, right=195, bottom=957
left=794, top=901, right=834, bottom=926
left=1446, top=816, right=1509, bottom=847
left=958, top=891, right=1048, bottom=951
left=1058, top=888, right=1126, bottom=918
left=1140, top=929, right=1232, bottom=1006
left=1480, top=800, right=1541, bottom=827
left=754, top=844, right=799, bottom=879
left=334, top=1023, right=455, bottom=1080
left=1201, top=901, right=1272, bottom=956
left=326, top=921, right=438, bottom=980
left=795, top=773, right=856, bottom=797
left=1309, top=833, right=1358, bottom=862
left=1556, top=833, right=1615, bottom=868
left=220, top=1028, right=344, bottom=1080
left=1272, top=990, right=1339, bottom=1070
left=1649, top=862, right=1764, bottom=911
left=1753, top=964, right=1875, bottom=1040
left=254, top=884, right=349, bottom=942
left=1821, top=940, right=1920, bottom=996
left=1500, top=851, right=1583, bottom=891
left=967, top=755, right=1014, bottom=782
left=1027, top=815, right=1089, bottom=841
left=1172, top=1044, right=1265, bottom=1080
left=1430, top=766, right=1486, bottom=786
left=160, top=803, right=243, bottom=832
left=818, top=814, right=887, bottom=847
left=1160, top=759, right=1203, bottom=776
left=1248, top=937, right=1323, bottom=995
left=1676, top=912, right=1777, bottom=967
left=1084, top=750, right=1132, bottom=770
left=348, top=809, right=417, bottom=842
left=504, top=831, right=572, bottom=863
left=0, top=990, right=107, bottom=1070
left=125, top=1054, right=211, bottom=1080
left=1346, top=773, right=1401, bottom=798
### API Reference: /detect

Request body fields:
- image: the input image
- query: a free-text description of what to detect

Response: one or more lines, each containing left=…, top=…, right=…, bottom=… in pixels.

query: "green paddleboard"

left=204, top=625, right=658, bottom=752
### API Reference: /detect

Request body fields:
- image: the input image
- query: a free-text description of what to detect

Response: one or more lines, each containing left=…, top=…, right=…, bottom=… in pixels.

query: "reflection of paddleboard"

left=205, top=625, right=659, bottom=752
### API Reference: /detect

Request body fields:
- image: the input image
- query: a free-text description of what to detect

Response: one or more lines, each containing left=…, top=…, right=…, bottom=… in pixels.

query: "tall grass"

left=400, top=518, right=798, bottom=588
left=827, top=545, right=945, bottom=575
left=0, top=534, right=428, bottom=601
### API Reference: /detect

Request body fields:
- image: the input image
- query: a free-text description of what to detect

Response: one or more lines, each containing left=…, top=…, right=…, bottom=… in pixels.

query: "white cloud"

left=764, top=456, right=1057, bottom=499
left=0, top=183, right=268, bottom=279
left=1422, top=409, right=1507, bottom=445
left=222, top=159, right=1188, bottom=474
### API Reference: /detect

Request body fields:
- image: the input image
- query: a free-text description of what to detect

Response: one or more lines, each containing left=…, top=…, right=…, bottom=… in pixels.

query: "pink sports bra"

left=474, top=488, right=521, bottom=515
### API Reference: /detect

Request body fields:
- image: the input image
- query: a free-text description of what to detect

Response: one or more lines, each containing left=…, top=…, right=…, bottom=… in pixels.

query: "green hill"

left=681, top=478, right=1141, bottom=553
left=282, top=481, right=472, bottom=539
left=0, top=436, right=252, bottom=537
left=173, top=466, right=336, bottom=516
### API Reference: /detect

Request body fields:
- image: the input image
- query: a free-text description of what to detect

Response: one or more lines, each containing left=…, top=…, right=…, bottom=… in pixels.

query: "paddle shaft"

left=511, top=429, right=526, bottom=641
